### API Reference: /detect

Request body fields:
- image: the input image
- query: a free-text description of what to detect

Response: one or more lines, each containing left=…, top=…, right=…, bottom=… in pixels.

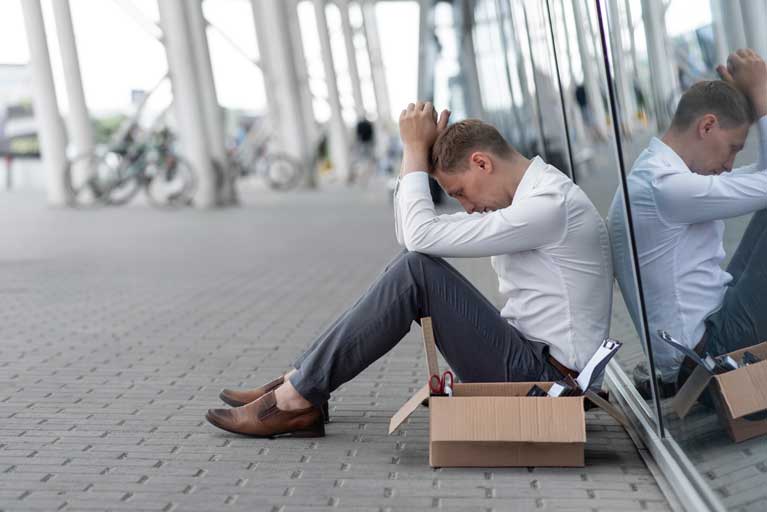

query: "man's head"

left=668, top=80, right=752, bottom=175
left=430, top=120, right=521, bottom=213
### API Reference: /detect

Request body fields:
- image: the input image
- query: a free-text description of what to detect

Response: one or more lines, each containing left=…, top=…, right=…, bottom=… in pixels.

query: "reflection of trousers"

left=289, top=250, right=564, bottom=409
left=705, top=209, right=767, bottom=356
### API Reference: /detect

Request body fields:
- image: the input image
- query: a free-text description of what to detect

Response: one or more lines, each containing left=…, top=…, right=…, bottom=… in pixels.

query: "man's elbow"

left=403, top=232, right=424, bottom=252
left=403, top=229, right=434, bottom=253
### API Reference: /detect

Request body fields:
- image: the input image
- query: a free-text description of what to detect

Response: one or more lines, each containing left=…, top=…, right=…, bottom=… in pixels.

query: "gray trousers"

left=289, top=250, right=565, bottom=409
left=706, top=209, right=767, bottom=356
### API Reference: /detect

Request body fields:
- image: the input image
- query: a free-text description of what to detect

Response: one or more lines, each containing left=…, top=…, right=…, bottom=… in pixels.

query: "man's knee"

left=401, top=250, right=443, bottom=268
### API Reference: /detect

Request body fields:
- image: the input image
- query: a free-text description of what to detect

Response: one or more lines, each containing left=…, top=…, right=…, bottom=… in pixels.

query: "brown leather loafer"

left=205, top=390, right=325, bottom=438
left=219, top=375, right=330, bottom=423
left=219, top=376, right=284, bottom=407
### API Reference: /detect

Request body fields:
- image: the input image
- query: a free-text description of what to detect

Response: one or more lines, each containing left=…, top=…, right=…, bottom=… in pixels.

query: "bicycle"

left=65, top=125, right=197, bottom=208
left=227, top=120, right=304, bottom=191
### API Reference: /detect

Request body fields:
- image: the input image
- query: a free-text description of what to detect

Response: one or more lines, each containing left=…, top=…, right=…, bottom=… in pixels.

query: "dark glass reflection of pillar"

left=520, top=3, right=549, bottom=165
left=594, top=0, right=666, bottom=436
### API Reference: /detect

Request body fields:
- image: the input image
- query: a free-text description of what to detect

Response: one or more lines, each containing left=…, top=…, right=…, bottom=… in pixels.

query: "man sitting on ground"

left=205, top=103, right=613, bottom=438
left=609, top=49, right=767, bottom=397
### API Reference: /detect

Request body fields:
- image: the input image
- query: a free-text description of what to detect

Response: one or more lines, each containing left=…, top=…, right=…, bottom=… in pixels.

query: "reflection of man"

left=609, top=49, right=767, bottom=395
left=204, top=103, right=613, bottom=438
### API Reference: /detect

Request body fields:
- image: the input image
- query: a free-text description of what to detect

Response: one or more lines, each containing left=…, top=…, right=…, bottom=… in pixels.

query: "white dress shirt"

left=394, top=156, right=613, bottom=373
left=611, top=116, right=767, bottom=381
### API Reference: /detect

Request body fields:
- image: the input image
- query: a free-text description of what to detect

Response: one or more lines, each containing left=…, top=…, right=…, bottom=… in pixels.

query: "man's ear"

left=470, top=152, right=492, bottom=173
left=697, top=114, right=718, bottom=138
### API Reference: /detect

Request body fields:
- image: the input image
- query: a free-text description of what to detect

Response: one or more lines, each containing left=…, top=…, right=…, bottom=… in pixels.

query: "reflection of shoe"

left=634, top=377, right=676, bottom=400
left=206, top=390, right=325, bottom=438
left=633, top=362, right=676, bottom=399
left=220, top=376, right=330, bottom=423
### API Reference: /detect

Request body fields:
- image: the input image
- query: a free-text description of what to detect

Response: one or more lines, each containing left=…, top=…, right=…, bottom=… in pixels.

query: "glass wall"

left=454, top=0, right=767, bottom=507
left=598, top=0, right=767, bottom=509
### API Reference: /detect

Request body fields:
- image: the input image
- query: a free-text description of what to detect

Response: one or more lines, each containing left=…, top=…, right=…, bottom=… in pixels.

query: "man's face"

left=690, top=117, right=749, bottom=175
left=433, top=153, right=511, bottom=213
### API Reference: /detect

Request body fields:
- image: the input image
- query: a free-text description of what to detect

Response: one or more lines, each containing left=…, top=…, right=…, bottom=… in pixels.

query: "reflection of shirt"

left=611, top=116, right=767, bottom=381
left=393, top=156, right=613, bottom=373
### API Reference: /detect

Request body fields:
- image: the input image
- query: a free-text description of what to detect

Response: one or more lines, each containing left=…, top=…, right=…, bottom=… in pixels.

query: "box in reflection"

left=673, top=342, right=767, bottom=443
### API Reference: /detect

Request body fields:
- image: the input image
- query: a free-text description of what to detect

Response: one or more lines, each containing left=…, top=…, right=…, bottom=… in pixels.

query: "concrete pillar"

left=158, top=0, right=216, bottom=208
left=284, top=0, right=318, bottom=187
left=361, top=0, right=391, bottom=121
left=457, top=0, right=485, bottom=119
left=338, top=0, right=365, bottom=118
left=608, top=0, right=637, bottom=133
left=740, top=0, right=767, bottom=60
left=708, top=0, right=729, bottom=68
left=624, top=0, right=640, bottom=76
left=185, top=0, right=236, bottom=205
left=417, top=0, right=435, bottom=102
left=251, top=0, right=313, bottom=185
left=640, top=0, right=678, bottom=130
left=558, top=0, right=577, bottom=89
left=50, top=0, right=93, bottom=161
left=313, top=0, right=351, bottom=181
left=558, top=0, right=587, bottom=144
left=507, top=1, right=539, bottom=147
left=572, top=0, right=608, bottom=139
left=493, top=0, right=524, bottom=138
left=20, top=0, right=68, bottom=206
left=717, top=1, right=747, bottom=53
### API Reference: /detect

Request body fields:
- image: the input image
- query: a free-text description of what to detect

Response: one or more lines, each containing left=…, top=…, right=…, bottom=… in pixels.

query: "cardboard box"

left=388, top=318, right=626, bottom=467
left=672, top=342, right=767, bottom=443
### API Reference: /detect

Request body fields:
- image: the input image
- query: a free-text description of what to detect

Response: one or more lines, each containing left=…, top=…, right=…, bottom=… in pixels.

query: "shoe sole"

left=204, top=412, right=325, bottom=438
left=219, top=393, right=331, bottom=424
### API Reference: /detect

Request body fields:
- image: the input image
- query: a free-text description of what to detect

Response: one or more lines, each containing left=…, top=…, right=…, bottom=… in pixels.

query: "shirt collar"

left=514, top=155, right=547, bottom=200
left=646, top=137, right=690, bottom=172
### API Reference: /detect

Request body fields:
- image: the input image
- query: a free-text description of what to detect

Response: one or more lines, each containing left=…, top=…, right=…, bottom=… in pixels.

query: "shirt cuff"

left=399, top=171, right=431, bottom=198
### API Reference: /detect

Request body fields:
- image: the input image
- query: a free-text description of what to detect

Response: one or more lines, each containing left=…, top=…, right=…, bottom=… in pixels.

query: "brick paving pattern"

left=0, top=189, right=670, bottom=511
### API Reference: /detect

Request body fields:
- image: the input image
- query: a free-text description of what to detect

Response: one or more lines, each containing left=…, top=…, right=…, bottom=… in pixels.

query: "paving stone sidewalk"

left=0, top=189, right=671, bottom=511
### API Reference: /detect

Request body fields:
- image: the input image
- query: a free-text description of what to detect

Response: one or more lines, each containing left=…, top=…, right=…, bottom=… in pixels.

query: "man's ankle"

left=274, top=380, right=313, bottom=411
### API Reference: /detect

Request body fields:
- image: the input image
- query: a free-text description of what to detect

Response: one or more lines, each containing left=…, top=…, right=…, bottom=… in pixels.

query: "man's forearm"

left=401, top=146, right=430, bottom=176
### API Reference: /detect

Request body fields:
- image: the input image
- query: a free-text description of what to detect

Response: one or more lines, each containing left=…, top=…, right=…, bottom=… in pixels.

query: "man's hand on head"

left=399, top=102, right=450, bottom=176
left=717, top=48, right=767, bottom=119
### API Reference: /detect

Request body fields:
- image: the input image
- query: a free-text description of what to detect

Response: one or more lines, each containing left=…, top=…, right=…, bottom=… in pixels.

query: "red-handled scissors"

left=429, top=370, right=454, bottom=396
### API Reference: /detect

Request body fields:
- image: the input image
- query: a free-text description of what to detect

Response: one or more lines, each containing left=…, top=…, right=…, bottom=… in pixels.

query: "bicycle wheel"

left=145, top=154, right=196, bottom=207
left=264, top=153, right=303, bottom=190
left=64, top=151, right=139, bottom=207
left=100, top=151, right=141, bottom=206
left=64, top=152, right=103, bottom=207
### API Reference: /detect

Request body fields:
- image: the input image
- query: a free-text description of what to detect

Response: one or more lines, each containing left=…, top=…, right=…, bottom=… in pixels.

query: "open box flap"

left=429, top=396, right=586, bottom=443
left=584, top=389, right=630, bottom=429
left=715, top=361, right=767, bottom=419
left=671, top=366, right=713, bottom=418
left=388, top=383, right=430, bottom=434
left=421, top=317, right=440, bottom=379
left=671, top=342, right=767, bottom=419
left=389, top=318, right=443, bottom=435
